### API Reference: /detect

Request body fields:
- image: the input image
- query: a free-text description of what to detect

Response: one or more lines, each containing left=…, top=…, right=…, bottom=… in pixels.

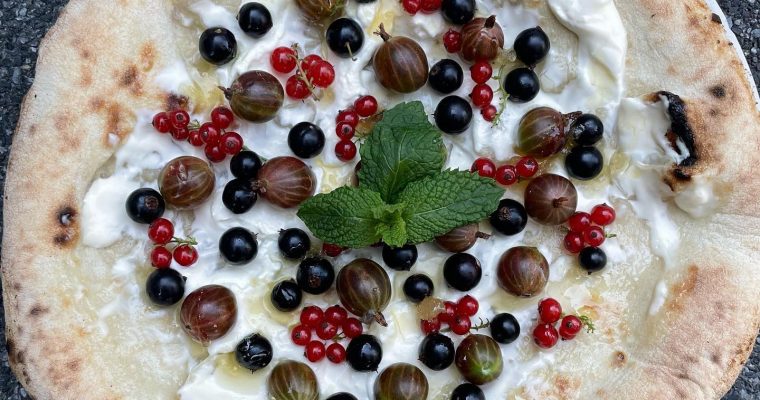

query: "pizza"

left=3, top=0, right=760, bottom=399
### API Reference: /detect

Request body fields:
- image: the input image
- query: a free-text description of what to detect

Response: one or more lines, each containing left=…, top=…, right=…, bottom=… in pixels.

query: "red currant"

left=171, top=126, right=190, bottom=141
left=286, top=75, right=311, bottom=100
left=188, top=130, right=204, bottom=147
left=271, top=46, right=297, bottom=73
left=291, top=324, right=312, bottom=346
left=316, top=322, right=339, bottom=340
left=342, top=318, right=363, bottom=338
left=420, top=0, right=441, bottom=13
left=354, top=95, right=378, bottom=117
left=470, top=157, right=496, bottom=178
left=336, top=122, right=355, bottom=140
left=305, top=341, right=326, bottom=362
left=470, top=84, right=494, bottom=108
left=168, top=109, right=190, bottom=130
left=568, top=212, right=592, bottom=233
left=220, top=132, right=244, bottom=155
left=563, top=231, right=584, bottom=254
left=148, top=218, right=174, bottom=244
left=537, top=298, right=562, bottom=324
left=470, top=62, right=493, bottom=84
left=301, top=54, right=323, bottom=71
left=326, top=342, right=347, bottom=364
left=325, top=305, right=348, bottom=326
left=438, top=301, right=457, bottom=325
left=591, top=204, right=616, bottom=226
left=516, top=156, right=539, bottom=178
left=308, top=60, right=335, bottom=88
left=401, top=0, right=421, bottom=14
left=443, top=29, right=462, bottom=53
left=495, top=164, right=518, bottom=186
left=559, top=315, right=582, bottom=340
left=173, top=244, right=198, bottom=267
left=335, top=140, right=357, bottom=162
left=300, top=306, right=324, bottom=328
left=336, top=109, right=360, bottom=128
left=204, top=143, right=227, bottom=163
left=420, top=317, right=441, bottom=335
left=150, top=246, right=172, bottom=268
left=533, top=323, right=559, bottom=348
left=322, top=243, right=344, bottom=257
left=456, top=295, right=479, bottom=317
left=211, top=106, right=234, bottom=130
left=481, top=105, right=498, bottom=122
left=583, top=225, right=606, bottom=247
left=199, top=122, right=221, bottom=145
left=451, top=315, right=472, bottom=335
left=152, top=112, right=171, bottom=133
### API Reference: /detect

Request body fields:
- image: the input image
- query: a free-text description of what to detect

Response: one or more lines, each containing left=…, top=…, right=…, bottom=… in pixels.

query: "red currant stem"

left=187, top=120, right=201, bottom=130
left=289, top=43, right=321, bottom=101
left=605, top=233, right=617, bottom=239
left=579, top=315, right=596, bottom=333
left=170, top=236, right=198, bottom=246
left=491, top=64, right=510, bottom=127
left=439, top=327, right=452, bottom=333
left=242, top=145, right=251, bottom=152
left=470, top=318, right=490, bottom=331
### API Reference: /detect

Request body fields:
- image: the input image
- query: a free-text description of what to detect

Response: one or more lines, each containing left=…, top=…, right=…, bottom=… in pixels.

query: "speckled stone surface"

left=0, top=0, right=757, bottom=399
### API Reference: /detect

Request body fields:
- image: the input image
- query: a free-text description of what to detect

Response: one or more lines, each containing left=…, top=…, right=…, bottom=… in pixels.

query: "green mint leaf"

left=398, top=170, right=505, bottom=244
left=358, top=101, right=447, bottom=203
left=297, top=187, right=390, bottom=248
left=373, top=204, right=408, bottom=247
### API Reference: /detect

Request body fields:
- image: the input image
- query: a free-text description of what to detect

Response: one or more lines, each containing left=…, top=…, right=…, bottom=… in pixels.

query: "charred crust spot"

left=30, top=305, right=49, bottom=317
left=166, top=93, right=189, bottom=111
left=119, top=65, right=143, bottom=96
left=54, top=232, right=74, bottom=246
left=658, top=91, right=698, bottom=167
left=612, top=351, right=627, bottom=367
left=65, top=359, right=82, bottom=372
left=711, top=13, right=722, bottom=24
left=672, top=168, right=692, bottom=181
left=53, top=203, right=79, bottom=247
left=58, top=206, right=77, bottom=227
left=710, top=85, right=727, bottom=99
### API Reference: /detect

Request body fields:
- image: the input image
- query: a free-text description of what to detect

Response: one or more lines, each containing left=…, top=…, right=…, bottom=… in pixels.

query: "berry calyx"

left=305, top=340, right=326, bottom=362
left=481, top=105, right=498, bottom=122
left=325, top=305, right=348, bottom=326
left=470, top=62, right=493, bottom=84
left=591, top=203, right=616, bottom=226
left=342, top=317, right=363, bottom=338
left=173, top=244, right=199, bottom=267
left=271, top=46, right=297, bottom=73
left=148, top=218, right=174, bottom=245
left=450, top=315, right=472, bottom=335
left=326, top=342, right=347, bottom=364
left=336, top=122, right=355, bottom=140
left=563, top=231, right=584, bottom=254
left=470, top=157, right=496, bottom=178
left=308, top=60, right=335, bottom=88
left=533, top=323, right=559, bottom=348
left=559, top=315, right=582, bottom=340
left=221, top=132, right=244, bottom=155
left=568, top=212, right=592, bottom=233
left=300, top=306, right=324, bottom=328
left=443, top=29, right=462, bottom=53
left=211, top=106, right=235, bottom=130
left=322, top=243, right=344, bottom=257
left=336, top=109, right=360, bottom=128
left=401, top=0, right=421, bottom=14
left=354, top=95, right=379, bottom=117
left=291, top=324, right=312, bottom=346
left=152, top=112, right=171, bottom=133
left=456, top=295, right=479, bottom=317
left=583, top=225, right=606, bottom=247
left=335, top=140, right=357, bottom=162
left=516, top=156, right=539, bottom=178
left=150, top=246, right=172, bottom=268
left=495, top=164, right=518, bottom=186
left=421, top=317, right=441, bottom=335
left=286, top=75, right=311, bottom=100
left=537, top=298, right=562, bottom=324
left=316, top=322, right=339, bottom=340
left=168, top=110, right=190, bottom=130
left=470, top=84, right=494, bottom=108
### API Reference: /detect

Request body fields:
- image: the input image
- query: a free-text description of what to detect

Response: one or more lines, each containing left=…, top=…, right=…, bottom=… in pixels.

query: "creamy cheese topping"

left=77, top=0, right=704, bottom=397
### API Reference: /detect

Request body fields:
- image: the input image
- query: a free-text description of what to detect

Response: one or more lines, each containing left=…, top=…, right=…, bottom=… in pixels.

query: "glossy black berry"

left=288, top=122, right=325, bottom=159
left=579, top=246, right=607, bottom=273
left=278, top=228, right=311, bottom=259
left=565, top=146, right=604, bottom=180
left=513, top=26, right=551, bottom=67
left=199, top=27, right=237, bottom=66
left=326, top=18, right=364, bottom=58
left=222, top=179, right=257, bottom=214
left=443, top=253, right=482, bottom=291
left=403, top=274, right=434, bottom=303
left=441, top=0, right=475, bottom=25
left=490, top=199, right=528, bottom=236
left=146, top=268, right=185, bottom=306
left=237, top=2, right=273, bottom=38
left=346, top=334, right=383, bottom=372
left=219, top=227, right=258, bottom=264
left=296, top=257, right=335, bottom=295
left=570, top=114, right=604, bottom=145
left=270, top=280, right=302, bottom=311
left=235, top=333, right=273, bottom=372
left=230, top=150, right=263, bottom=179
left=126, top=188, right=165, bottom=224
left=428, top=59, right=464, bottom=94
left=382, top=244, right=418, bottom=271
left=451, top=383, right=485, bottom=400
left=490, top=313, right=520, bottom=344
left=503, top=67, right=540, bottom=103
left=435, top=95, right=473, bottom=134
left=419, top=333, right=455, bottom=371
left=327, top=394, right=359, bottom=400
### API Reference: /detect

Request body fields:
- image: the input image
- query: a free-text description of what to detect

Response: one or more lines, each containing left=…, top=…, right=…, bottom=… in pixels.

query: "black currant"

left=296, top=257, right=335, bottom=295
left=435, top=95, right=473, bottom=134
left=199, top=27, right=237, bottom=66
left=490, top=313, right=520, bottom=344
left=146, top=268, right=185, bottom=306
left=443, top=253, right=482, bottom=291
left=222, top=179, right=257, bottom=214
left=326, top=18, right=364, bottom=58
left=346, top=334, right=383, bottom=372
left=451, top=383, right=485, bottom=400
left=570, top=114, right=604, bottom=145
left=403, top=274, right=434, bottom=303
left=219, top=227, right=258, bottom=265
left=235, top=333, right=273, bottom=372
left=126, top=188, right=165, bottom=224
left=490, top=199, right=528, bottom=236
left=230, top=150, right=263, bottom=179
left=382, top=244, right=418, bottom=271
left=579, top=246, right=607, bottom=273
left=428, top=59, right=464, bottom=94
left=513, top=26, right=551, bottom=67
left=270, top=280, right=302, bottom=312
left=504, top=67, right=540, bottom=103
left=327, top=394, right=359, bottom=400
left=288, top=122, right=325, bottom=159
left=418, top=333, right=455, bottom=371
left=278, top=228, right=311, bottom=259
left=565, top=146, right=604, bottom=180
left=441, top=0, right=475, bottom=25
left=237, top=2, right=273, bottom=38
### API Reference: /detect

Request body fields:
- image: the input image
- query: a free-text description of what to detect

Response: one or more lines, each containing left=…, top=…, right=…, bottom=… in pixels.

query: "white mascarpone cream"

left=78, top=0, right=711, bottom=397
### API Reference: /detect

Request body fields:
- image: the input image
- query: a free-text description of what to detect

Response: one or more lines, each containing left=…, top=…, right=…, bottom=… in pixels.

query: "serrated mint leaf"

left=373, top=204, right=408, bottom=247
left=398, top=170, right=505, bottom=244
left=358, top=101, right=447, bottom=203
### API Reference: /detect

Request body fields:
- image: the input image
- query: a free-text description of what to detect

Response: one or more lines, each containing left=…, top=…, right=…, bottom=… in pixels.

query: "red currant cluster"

left=333, top=95, right=378, bottom=162
left=563, top=204, right=616, bottom=254
left=147, top=218, right=199, bottom=269
left=420, top=295, right=481, bottom=336
left=401, top=0, right=441, bottom=15
left=152, top=106, right=243, bottom=163
left=291, top=305, right=364, bottom=363
left=469, top=61, right=498, bottom=122
left=532, top=298, right=594, bottom=349
left=471, top=156, right=539, bottom=186
left=271, top=46, right=335, bottom=100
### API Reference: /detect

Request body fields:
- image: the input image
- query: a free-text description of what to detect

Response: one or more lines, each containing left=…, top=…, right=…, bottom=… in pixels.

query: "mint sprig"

left=298, top=101, right=504, bottom=248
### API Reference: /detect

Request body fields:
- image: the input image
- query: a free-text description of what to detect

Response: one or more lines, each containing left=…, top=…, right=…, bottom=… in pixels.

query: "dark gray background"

left=0, top=0, right=757, bottom=399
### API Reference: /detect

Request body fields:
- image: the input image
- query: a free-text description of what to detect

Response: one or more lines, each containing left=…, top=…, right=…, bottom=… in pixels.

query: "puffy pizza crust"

left=2, top=0, right=759, bottom=399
